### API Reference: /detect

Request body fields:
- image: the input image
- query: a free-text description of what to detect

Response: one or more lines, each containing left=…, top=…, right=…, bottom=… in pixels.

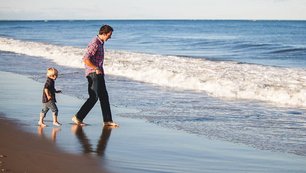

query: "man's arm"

left=83, top=41, right=102, bottom=74
left=83, top=59, right=102, bottom=74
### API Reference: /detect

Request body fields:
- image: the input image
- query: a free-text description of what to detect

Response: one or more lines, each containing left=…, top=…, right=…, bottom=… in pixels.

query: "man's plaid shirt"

left=83, top=36, right=105, bottom=76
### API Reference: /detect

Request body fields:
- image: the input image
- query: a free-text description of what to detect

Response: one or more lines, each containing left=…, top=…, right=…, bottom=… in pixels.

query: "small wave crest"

left=1, top=37, right=306, bottom=108
left=270, top=47, right=306, bottom=54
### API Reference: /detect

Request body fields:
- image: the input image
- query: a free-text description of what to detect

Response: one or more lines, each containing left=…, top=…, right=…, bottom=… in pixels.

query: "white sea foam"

left=1, top=37, right=306, bottom=108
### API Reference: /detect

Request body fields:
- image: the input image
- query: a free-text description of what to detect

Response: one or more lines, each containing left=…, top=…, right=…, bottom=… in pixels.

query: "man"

left=72, top=25, right=118, bottom=127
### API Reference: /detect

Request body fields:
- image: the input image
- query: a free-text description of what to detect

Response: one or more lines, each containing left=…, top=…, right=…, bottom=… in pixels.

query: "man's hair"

left=46, top=67, right=58, bottom=77
left=99, top=25, right=114, bottom=35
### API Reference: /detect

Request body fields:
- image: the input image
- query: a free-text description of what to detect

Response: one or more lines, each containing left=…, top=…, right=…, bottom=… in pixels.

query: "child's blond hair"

left=46, top=67, right=58, bottom=78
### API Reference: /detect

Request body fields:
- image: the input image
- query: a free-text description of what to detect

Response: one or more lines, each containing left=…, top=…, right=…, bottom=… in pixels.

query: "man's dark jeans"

left=76, top=73, right=113, bottom=122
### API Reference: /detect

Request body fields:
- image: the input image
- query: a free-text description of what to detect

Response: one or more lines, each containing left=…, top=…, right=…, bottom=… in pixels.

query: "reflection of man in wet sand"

left=71, top=125, right=112, bottom=157
left=37, top=126, right=61, bottom=142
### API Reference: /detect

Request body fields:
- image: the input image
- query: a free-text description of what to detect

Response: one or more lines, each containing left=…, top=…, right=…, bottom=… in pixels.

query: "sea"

left=0, top=20, right=306, bottom=156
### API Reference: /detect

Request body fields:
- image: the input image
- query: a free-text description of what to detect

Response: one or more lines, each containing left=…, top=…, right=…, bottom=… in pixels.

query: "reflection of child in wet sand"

left=37, top=126, right=61, bottom=142
left=38, top=68, right=62, bottom=127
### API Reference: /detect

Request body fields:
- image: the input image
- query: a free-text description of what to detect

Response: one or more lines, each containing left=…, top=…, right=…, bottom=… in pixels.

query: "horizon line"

left=0, top=18, right=306, bottom=21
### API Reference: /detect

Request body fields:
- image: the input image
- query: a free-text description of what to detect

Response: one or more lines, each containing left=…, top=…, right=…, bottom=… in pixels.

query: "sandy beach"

left=0, top=71, right=305, bottom=173
left=0, top=117, right=106, bottom=173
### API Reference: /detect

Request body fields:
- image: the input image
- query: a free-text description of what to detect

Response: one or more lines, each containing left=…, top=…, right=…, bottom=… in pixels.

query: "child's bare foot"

left=104, top=121, right=119, bottom=127
left=53, top=122, right=62, bottom=127
left=72, top=115, right=85, bottom=126
left=38, top=121, right=47, bottom=127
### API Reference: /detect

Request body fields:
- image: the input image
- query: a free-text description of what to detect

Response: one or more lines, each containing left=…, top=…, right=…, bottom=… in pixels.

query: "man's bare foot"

left=38, top=121, right=47, bottom=127
left=104, top=122, right=119, bottom=127
left=72, top=115, right=85, bottom=126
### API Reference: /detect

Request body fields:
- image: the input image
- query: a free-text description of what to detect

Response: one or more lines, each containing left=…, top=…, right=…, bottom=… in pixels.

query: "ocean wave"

left=233, top=42, right=275, bottom=49
left=270, top=47, right=306, bottom=54
left=1, top=37, right=306, bottom=108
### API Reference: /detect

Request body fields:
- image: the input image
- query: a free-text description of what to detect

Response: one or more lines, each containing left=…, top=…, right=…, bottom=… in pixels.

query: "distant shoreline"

left=0, top=19, right=305, bottom=22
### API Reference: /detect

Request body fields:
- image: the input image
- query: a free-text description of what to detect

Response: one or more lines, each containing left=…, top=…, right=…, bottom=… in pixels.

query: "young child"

left=38, top=67, right=62, bottom=127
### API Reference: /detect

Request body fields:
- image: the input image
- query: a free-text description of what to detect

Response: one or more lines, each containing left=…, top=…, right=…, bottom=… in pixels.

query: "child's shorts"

left=41, top=100, right=58, bottom=116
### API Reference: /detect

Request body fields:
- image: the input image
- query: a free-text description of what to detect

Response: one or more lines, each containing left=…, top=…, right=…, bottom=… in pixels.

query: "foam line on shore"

left=1, top=37, right=306, bottom=108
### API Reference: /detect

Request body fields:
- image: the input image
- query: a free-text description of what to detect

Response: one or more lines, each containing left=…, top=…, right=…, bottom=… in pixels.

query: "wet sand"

left=0, top=117, right=105, bottom=173
left=0, top=71, right=305, bottom=173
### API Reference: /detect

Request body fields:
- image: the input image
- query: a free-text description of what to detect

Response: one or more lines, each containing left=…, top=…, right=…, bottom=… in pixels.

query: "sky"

left=0, top=0, right=305, bottom=20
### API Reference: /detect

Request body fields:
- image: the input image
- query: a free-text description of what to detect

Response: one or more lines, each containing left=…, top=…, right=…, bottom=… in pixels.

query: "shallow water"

left=1, top=71, right=306, bottom=173
left=1, top=52, right=306, bottom=157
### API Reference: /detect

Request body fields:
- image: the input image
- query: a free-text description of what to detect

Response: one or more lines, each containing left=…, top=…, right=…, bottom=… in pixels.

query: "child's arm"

left=44, top=88, right=52, bottom=101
